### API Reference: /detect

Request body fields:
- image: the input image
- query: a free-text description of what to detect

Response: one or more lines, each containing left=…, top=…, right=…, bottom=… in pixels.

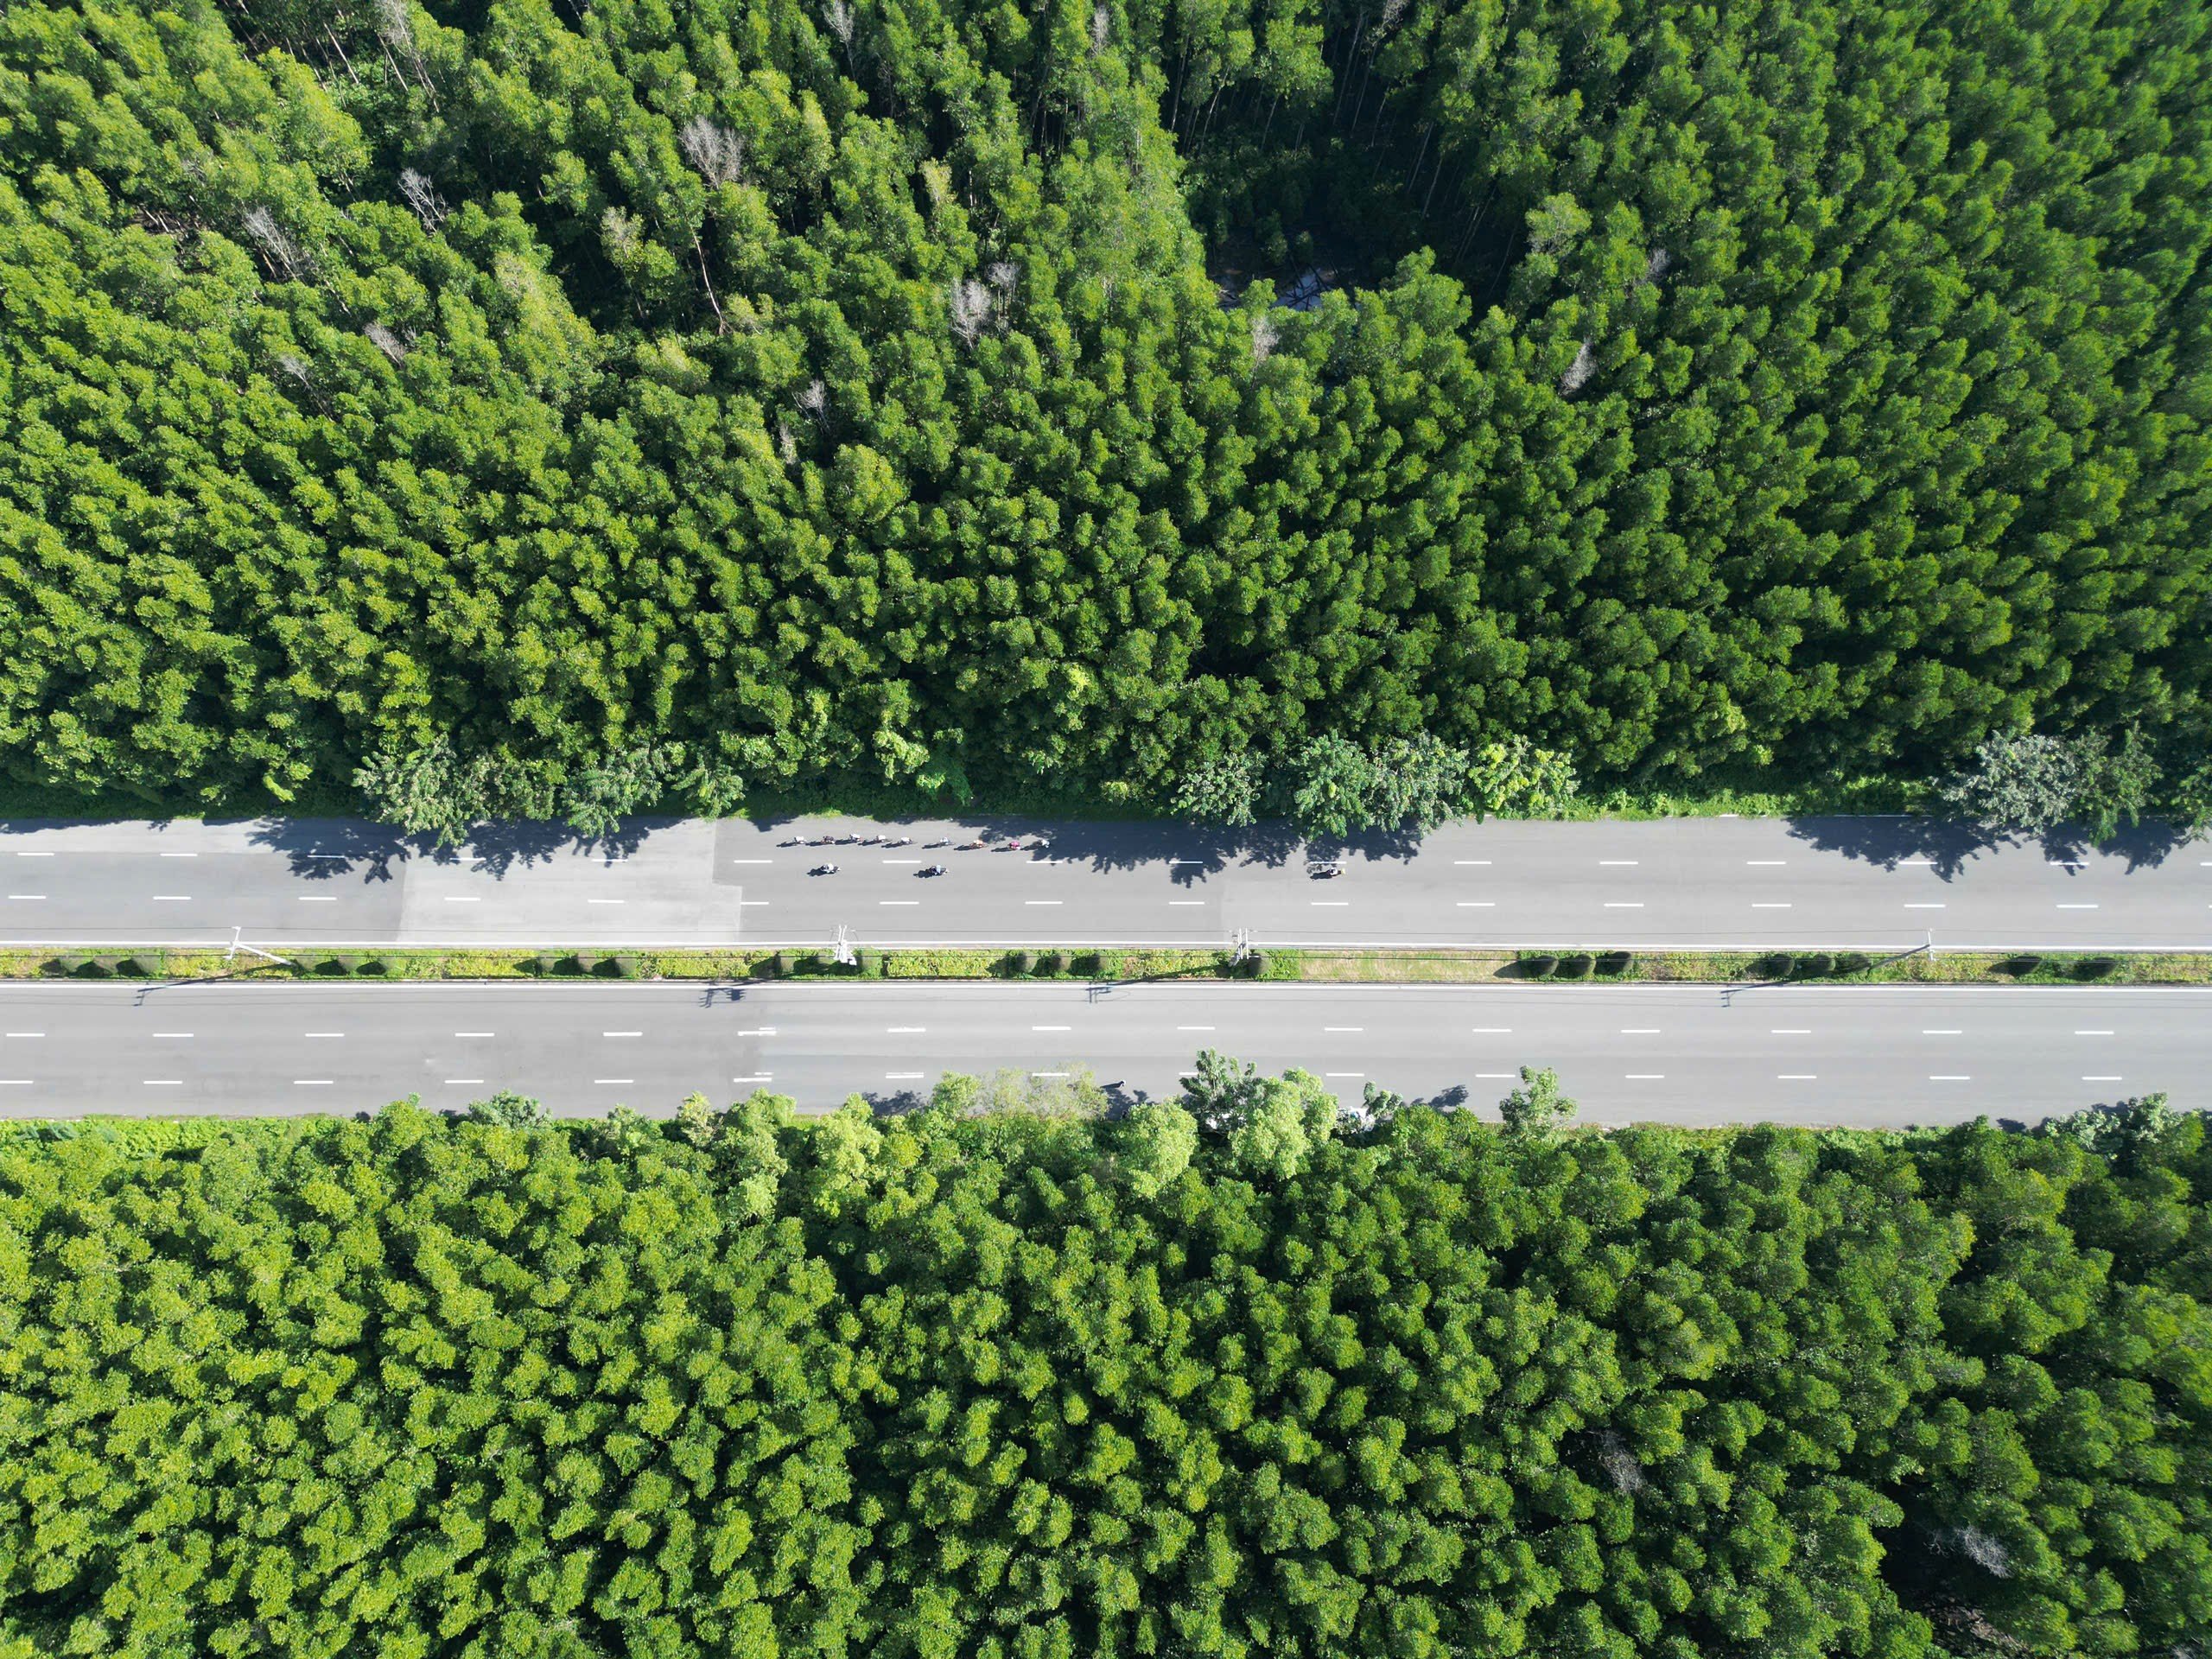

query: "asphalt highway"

left=0, top=982, right=2198, bottom=1125
left=1, top=813, right=2208, bottom=950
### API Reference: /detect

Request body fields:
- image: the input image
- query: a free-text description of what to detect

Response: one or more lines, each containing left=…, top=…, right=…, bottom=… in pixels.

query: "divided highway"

left=0, top=982, right=2202, bottom=1124
left=1, top=813, right=2208, bottom=950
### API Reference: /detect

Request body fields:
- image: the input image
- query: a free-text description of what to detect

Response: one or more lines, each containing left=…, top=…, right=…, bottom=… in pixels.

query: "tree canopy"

left=1, top=0, right=2207, bottom=817
left=0, top=1084, right=2206, bottom=1659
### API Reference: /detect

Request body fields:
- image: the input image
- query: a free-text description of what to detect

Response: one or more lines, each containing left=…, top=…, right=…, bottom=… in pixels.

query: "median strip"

left=3, top=944, right=2209, bottom=989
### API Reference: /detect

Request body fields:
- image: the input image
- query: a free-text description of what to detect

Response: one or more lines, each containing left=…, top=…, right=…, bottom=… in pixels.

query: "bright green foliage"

left=1497, top=1063, right=1577, bottom=1137
left=1466, top=735, right=1582, bottom=818
left=3, top=0, right=2209, bottom=814
left=0, top=1090, right=2205, bottom=1657
left=1172, top=751, right=1270, bottom=827
left=1288, top=734, right=1383, bottom=836
left=1116, top=1099, right=1199, bottom=1196
left=1943, top=728, right=2170, bottom=840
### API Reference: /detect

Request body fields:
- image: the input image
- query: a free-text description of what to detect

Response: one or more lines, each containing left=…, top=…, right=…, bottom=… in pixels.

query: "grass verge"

left=2, top=945, right=2205, bottom=987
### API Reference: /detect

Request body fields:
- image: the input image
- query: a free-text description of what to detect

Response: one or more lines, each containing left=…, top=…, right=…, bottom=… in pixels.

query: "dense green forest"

left=0, top=1082, right=2206, bottom=1658
left=3, top=0, right=2211, bottom=817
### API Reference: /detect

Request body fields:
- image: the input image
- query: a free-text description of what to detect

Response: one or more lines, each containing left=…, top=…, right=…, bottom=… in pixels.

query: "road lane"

left=0, top=814, right=2205, bottom=950
left=0, top=982, right=2199, bottom=1124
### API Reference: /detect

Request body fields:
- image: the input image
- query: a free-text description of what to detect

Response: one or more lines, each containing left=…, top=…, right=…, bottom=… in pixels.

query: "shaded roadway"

left=0, top=812, right=2205, bottom=951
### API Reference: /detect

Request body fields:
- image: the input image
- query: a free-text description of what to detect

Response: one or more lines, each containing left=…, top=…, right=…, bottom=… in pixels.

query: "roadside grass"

left=3, top=945, right=2205, bottom=987
left=0, top=760, right=1928, bottom=829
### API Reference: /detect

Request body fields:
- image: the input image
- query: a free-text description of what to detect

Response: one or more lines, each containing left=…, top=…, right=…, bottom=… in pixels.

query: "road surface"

left=0, top=814, right=2207, bottom=950
left=0, top=982, right=2197, bottom=1125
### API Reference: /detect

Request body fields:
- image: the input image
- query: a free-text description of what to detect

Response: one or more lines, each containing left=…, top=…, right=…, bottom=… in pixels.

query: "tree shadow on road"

left=2031, top=820, right=2199, bottom=873
left=734, top=809, right=1433, bottom=884
left=245, top=816, right=666, bottom=879
left=1786, top=813, right=2200, bottom=878
left=1781, top=816, right=1996, bottom=879
left=442, top=817, right=659, bottom=875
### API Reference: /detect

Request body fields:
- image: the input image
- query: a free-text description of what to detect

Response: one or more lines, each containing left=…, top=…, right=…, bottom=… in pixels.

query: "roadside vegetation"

left=2, top=1084, right=2205, bottom=1659
left=4, top=0, right=2209, bottom=836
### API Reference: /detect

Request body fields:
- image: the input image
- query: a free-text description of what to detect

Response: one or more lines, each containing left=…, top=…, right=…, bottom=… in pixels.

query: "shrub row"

left=1991, top=953, right=2120, bottom=980
left=1512, top=951, right=1636, bottom=980
left=43, top=954, right=163, bottom=979
left=1748, top=951, right=1878, bottom=980
left=528, top=954, right=643, bottom=978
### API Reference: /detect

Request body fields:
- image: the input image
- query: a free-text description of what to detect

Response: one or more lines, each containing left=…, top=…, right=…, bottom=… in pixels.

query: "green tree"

left=1171, top=751, right=1269, bottom=826
left=1117, top=1099, right=1198, bottom=1196
left=1497, top=1065, right=1576, bottom=1137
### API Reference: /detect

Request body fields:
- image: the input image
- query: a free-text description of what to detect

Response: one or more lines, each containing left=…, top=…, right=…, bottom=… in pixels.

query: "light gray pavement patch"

left=0, top=982, right=2198, bottom=1125
left=0, top=813, right=2206, bottom=950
